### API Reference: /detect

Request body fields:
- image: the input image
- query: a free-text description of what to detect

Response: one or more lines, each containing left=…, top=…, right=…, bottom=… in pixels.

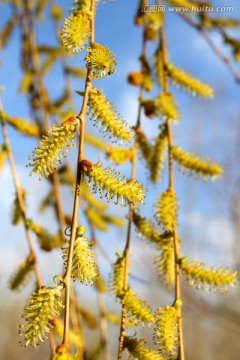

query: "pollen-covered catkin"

left=83, top=161, right=145, bottom=206
left=172, top=146, right=223, bottom=179
left=180, top=258, right=238, bottom=292
left=85, top=43, right=116, bottom=78
left=9, top=254, right=35, bottom=291
left=154, top=306, right=179, bottom=359
left=123, top=289, right=155, bottom=326
left=27, top=124, right=76, bottom=179
left=88, top=89, right=133, bottom=143
left=155, top=237, right=175, bottom=289
left=133, top=212, right=163, bottom=245
left=124, top=337, right=165, bottom=360
left=19, top=285, right=64, bottom=348
left=62, top=232, right=98, bottom=285
left=2, top=115, right=40, bottom=137
left=166, top=63, right=214, bottom=98
left=154, top=92, right=179, bottom=121
left=154, top=190, right=178, bottom=231
left=60, top=11, right=90, bottom=54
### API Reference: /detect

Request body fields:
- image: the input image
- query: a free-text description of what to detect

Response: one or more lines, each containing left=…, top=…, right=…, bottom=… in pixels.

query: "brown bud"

left=142, top=100, right=157, bottom=118
left=79, top=159, right=93, bottom=173
left=61, top=116, right=77, bottom=126
left=56, top=344, right=69, bottom=354
left=127, top=71, right=143, bottom=87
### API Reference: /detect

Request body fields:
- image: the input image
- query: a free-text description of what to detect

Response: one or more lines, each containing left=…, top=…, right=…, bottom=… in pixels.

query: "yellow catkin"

left=133, top=212, right=163, bottom=245
left=154, top=190, right=178, bottom=231
left=172, top=146, right=223, bottom=179
left=149, top=127, right=168, bottom=183
left=166, top=63, right=214, bottom=98
left=155, top=236, right=175, bottom=289
left=53, top=319, right=84, bottom=349
left=27, top=124, right=76, bottom=178
left=123, top=289, right=155, bottom=326
left=9, top=255, right=35, bottom=291
left=106, top=146, right=134, bottom=165
left=88, top=89, right=133, bottom=143
left=180, top=258, right=238, bottom=293
left=11, top=189, right=26, bottom=225
left=60, top=11, right=90, bottom=54
left=84, top=132, right=108, bottom=151
left=84, top=161, right=145, bottom=206
left=4, top=115, right=40, bottom=137
left=154, top=92, right=179, bottom=121
left=154, top=306, right=179, bottom=359
left=0, top=144, right=8, bottom=171
left=19, top=285, right=64, bottom=349
left=111, top=252, right=125, bottom=297
left=124, top=337, right=165, bottom=360
left=85, top=43, right=117, bottom=78
left=62, top=234, right=98, bottom=285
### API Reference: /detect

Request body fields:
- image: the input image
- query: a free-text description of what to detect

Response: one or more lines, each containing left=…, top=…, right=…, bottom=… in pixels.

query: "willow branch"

left=61, top=0, right=95, bottom=347
left=159, top=24, right=185, bottom=360
left=117, top=31, right=146, bottom=360
left=178, top=13, right=240, bottom=84
left=0, top=106, right=56, bottom=354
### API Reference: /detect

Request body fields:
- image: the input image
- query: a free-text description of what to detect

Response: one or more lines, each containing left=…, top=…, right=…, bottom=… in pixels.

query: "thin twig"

left=62, top=0, right=95, bottom=347
left=178, top=13, right=240, bottom=84
left=0, top=101, right=56, bottom=354
left=91, top=227, right=111, bottom=360
left=117, top=32, right=146, bottom=360
left=159, top=25, right=185, bottom=360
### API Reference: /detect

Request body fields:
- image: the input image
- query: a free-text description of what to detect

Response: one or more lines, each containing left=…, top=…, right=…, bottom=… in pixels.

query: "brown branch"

left=178, top=13, right=240, bottom=84
left=0, top=106, right=56, bottom=354
left=159, top=25, right=185, bottom=360
left=61, top=0, right=95, bottom=347
left=117, top=31, right=146, bottom=360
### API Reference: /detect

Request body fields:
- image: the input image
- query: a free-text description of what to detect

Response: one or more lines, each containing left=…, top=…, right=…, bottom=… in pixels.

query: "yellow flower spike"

left=155, top=92, right=180, bottom=121
left=0, top=144, right=8, bottom=171
left=124, top=337, right=165, bottom=360
left=27, top=123, right=76, bottom=179
left=172, top=146, right=223, bottom=179
left=166, top=63, right=214, bottom=98
left=27, top=220, right=63, bottom=251
left=3, top=115, right=40, bottom=137
left=154, top=190, right=178, bottom=231
left=85, top=43, right=117, bottom=78
left=84, top=207, right=108, bottom=232
left=149, top=127, right=168, bottom=183
left=19, top=284, right=64, bottom=349
left=154, top=306, right=179, bottom=359
left=111, top=252, right=125, bottom=297
left=123, top=289, right=155, bottom=326
left=106, top=146, right=134, bottom=165
left=88, top=89, right=133, bottom=143
left=11, top=189, right=26, bottom=225
left=62, top=233, right=98, bottom=285
left=137, top=128, right=152, bottom=162
left=81, top=182, right=107, bottom=211
left=85, top=132, right=109, bottom=151
left=81, top=160, right=145, bottom=206
left=53, top=318, right=84, bottom=349
left=133, top=212, right=163, bottom=245
left=155, top=48, right=165, bottom=88
left=60, top=11, right=90, bottom=54
left=9, top=253, right=35, bottom=292
left=155, top=237, right=175, bottom=289
left=180, top=258, right=238, bottom=293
